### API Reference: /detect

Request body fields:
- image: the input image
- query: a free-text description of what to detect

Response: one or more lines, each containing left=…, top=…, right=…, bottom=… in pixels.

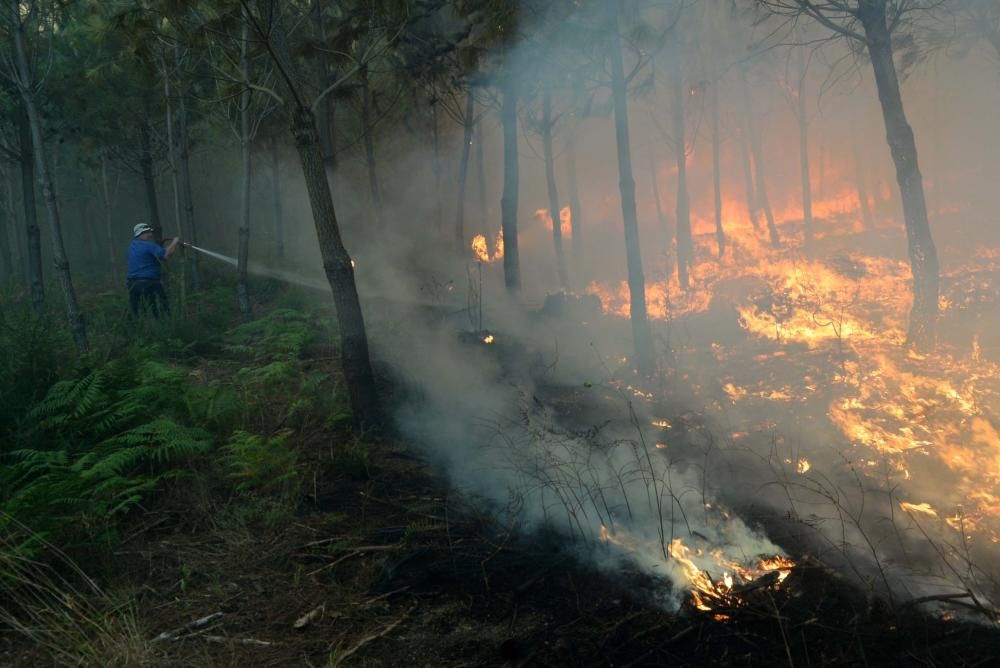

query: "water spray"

left=182, top=242, right=330, bottom=291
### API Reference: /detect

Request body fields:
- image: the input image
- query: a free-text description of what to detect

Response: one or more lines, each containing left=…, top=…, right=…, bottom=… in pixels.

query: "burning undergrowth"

left=372, top=197, right=1000, bottom=621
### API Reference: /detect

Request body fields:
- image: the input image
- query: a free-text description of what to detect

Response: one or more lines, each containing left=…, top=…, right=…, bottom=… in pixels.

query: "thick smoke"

left=157, top=2, right=1000, bottom=612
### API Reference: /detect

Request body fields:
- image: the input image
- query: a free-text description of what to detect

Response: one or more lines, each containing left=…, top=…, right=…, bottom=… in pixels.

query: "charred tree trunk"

left=176, top=47, right=200, bottom=290
left=455, top=88, right=474, bottom=251
left=711, top=71, right=725, bottom=258
left=500, top=71, right=521, bottom=293
left=18, top=104, right=43, bottom=313
left=609, top=0, right=655, bottom=375
left=271, top=136, right=284, bottom=257
left=237, top=19, right=252, bottom=322
left=12, top=9, right=87, bottom=351
left=0, top=184, right=11, bottom=278
left=542, top=90, right=569, bottom=290
left=797, top=50, right=814, bottom=249
left=139, top=119, right=163, bottom=243
left=858, top=0, right=939, bottom=346
left=360, top=63, right=382, bottom=230
left=566, top=75, right=584, bottom=262
left=255, top=0, right=379, bottom=428
left=740, top=68, right=780, bottom=247
left=100, top=153, right=119, bottom=281
left=670, top=55, right=692, bottom=290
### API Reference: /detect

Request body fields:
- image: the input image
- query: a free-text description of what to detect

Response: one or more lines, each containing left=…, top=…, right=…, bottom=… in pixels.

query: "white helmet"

left=133, top=223, right=153, bottom=238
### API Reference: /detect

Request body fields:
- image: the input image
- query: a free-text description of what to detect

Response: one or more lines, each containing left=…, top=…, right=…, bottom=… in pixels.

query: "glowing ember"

left=668, top=539, right=795, bottom=611
left=483, top=334, right=495, bottom=344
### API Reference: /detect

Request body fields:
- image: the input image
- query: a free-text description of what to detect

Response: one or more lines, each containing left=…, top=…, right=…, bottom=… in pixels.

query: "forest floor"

left=4, top=277, right=1000, bottom=666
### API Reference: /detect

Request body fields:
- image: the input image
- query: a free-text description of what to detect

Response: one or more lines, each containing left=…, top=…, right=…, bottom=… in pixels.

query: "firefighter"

left=126, top=223, right=180, bottom=318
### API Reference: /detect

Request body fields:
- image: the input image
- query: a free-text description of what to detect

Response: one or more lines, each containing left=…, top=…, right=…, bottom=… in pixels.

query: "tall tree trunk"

left=474, top=118, right=488, bottom=237
left=542, top=89, right=568, bottom=290
left=566, top=75, right=584, bottom=262
left=711, top=70, right=725, bottom=258
left=360, top=63, right=382, bottom=229
left=797, top=49, right=814, bottom=249
left=271, top=136, right=284, bottom=257
left=455, top=88, right=474, bottom=251
left=649, top=150, right=668, bottom=234
left=0, top=178, right=11, bottom=279
left=139, top=119, right=163, bottom=243
left=500, top=70, right=521, bottom=293
left=432, top=102, right=443, bottom=237
left=257, top=0, right=380, bottom=427
left=738, top=117, right=760, bottom=234
left=852, top=132, right=874, bottom=229
left=161, top=50, right=186, bottom=310
left=2, top=164, right=23, bottom=282
left=858, top=0, right=939, bottom=346
left=311, top=0, right=336, bottom=185
left=236, top=18, right=252, bottom=322
left=176, top=46, right=200, bottom=290
left=18, top=104, right=44, bottom=313
left=12, top=9, right=87, bottom=352
left=670, top=54, right=692, bottom=290
left=100, top=153, right=119, bottom=282
left=740, top=68, right=780, bottom=247
left=609, top=0, right=655, bottom=375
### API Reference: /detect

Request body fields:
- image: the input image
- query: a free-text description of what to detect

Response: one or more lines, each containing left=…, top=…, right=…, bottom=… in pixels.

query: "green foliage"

left=224, top=308, right=322, bottom=359
left=222, top=430, right=299, bottom=499
left=334, top=436, right=372, bottom=481
left=1, top=350, right=212, bottom=554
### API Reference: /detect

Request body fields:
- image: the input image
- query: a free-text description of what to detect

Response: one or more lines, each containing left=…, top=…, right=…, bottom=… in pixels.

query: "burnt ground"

left=6, top=287, right=1000, bottom=666
left=9, top=426, right=1000, bottom=667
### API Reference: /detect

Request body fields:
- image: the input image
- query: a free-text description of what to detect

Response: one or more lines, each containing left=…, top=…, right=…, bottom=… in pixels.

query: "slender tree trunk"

left=474, top=118, right=487, bottom=237
left=711, top=71, right=725, bottom=258
left=500, top=70, right=521, bottom=293
left=740, top=68, right=780, bottom=247
left=18, top=104, right=44, bottom=313
left=139, top=119, right=162, bottom=243
left=237, top=18, right=252, bottom=321
left=360, top=63, right=382, bottom=229
left=432, top=102, right=443, bottom=237
left=311, top=0, right=336, bottom=185
left=161, top=51, right=186, bottom=309
left=858, top=0, right=939, bottom=346
left=542, top=90, right=569, bottom=290
left=649, top=150, right=667, bottom=234
left=797, top=50, right=814, bottom=249
left=738, top=118, right=759, bottom=234
left=100, top=153, right=119, bottom=281
left=258, top=0, right=380, bottom=427
left=176, top=46, right=200, bottom=290
left=852, top=132, right=874, bottom=229
left=566, top=75, right=584, bottom=261
left=2, top=164, right=22, bottom=281
left=0, top=179, right=11, bottom=279
left=670, top=54, right=692, bottom=289
left=12, top=10, right=87, bottom=351
left=455, top=88, right=474, bottom=251
left=609, top=0, right=654, bottom=375
left=271, top=136, right=284, bottom=257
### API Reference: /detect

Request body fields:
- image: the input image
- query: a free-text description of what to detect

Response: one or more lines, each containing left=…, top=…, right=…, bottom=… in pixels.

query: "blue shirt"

left=127, top=239, right=166, bottom=280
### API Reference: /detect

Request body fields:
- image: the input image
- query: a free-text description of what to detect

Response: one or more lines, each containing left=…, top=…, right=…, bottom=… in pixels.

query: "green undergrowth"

left=1, top=283, right=351, bottom=563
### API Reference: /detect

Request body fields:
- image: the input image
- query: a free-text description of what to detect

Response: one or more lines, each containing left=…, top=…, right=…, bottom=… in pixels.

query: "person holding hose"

left=127, top=223, right=180, bottom=318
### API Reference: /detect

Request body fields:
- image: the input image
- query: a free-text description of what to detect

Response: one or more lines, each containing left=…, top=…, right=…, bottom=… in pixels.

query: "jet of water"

left=184, top=243, right=330, bottom=291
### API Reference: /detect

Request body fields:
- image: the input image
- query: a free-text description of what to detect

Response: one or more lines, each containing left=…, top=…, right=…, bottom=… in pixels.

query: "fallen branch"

left=336, top=604, right=415, bottom=663
left=151, top=612, right=223, bottom=642
left=200, top=634, right=274, bottom=646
